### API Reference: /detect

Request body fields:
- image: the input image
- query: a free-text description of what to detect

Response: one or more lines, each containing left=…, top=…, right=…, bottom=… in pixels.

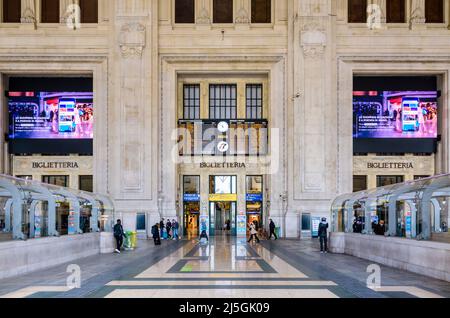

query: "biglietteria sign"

left=200, top=162, right=246, bottom=169
left=32, top=162, right=80, bottom=169
left=367, top=162, right=414, bottom=169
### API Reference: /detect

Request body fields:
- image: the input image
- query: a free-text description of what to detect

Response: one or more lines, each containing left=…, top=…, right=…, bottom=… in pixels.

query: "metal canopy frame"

left=0, top=174, right=114, bottom=241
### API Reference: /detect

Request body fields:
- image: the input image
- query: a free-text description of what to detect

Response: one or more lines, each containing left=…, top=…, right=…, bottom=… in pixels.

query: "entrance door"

left=210, top=202, right=236, bottom=236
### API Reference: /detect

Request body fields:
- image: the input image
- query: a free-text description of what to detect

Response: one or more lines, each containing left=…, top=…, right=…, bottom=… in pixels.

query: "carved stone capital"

left=119, top=22, right=146, bottom=58
left=196, top=8, right=211, bottom=24
left=235, top=7, right=250, bottom=24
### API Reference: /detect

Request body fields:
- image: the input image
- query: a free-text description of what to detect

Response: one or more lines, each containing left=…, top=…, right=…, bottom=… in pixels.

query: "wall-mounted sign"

left=367, top=162, right=414, bottom=169
left=68, top=210, right=76, bottom=235
left=218, top=121, right=229, bottom=133
left=246, top=193, right=263, bottom=202
left=237, top=214, right=247, bottom=237
left=200, top=162, right=246, bottom=169
left=184, top=194, right=200, bottom=202
left=209, top=194, right=238, bottom=202
left=32, top=162, right=80, bottom=169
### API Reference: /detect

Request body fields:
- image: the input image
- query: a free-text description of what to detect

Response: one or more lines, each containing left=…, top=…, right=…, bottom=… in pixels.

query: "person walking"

left=268, top=219, right=278, bottom=240
left=172, top=219, right=179, bottom=240
left=113, top=219, right=124, bottom=254
left=318, top=217, right=329, bottom=254
left=248, top=222, right=260, bottom=243
left=160, top=218, right=165, bottom=239
left=151, top=223, right=161, bottom=245
left=166, top=219, right=172, bottom=239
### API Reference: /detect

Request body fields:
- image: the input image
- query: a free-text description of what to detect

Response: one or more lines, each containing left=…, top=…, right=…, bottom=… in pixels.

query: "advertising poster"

left=311, top=217, right=321, bottom=238
left=8, top=92, right=94, bottom=140
left=68, top=210, right=76, bottom=235
left=34, top=215, right=41, bottom=239
left=353, top=91, right=438, bottom=139
left=237, top=213, right=247, bottom=237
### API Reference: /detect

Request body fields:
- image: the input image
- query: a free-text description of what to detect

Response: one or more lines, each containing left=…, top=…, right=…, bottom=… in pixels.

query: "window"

left=353, top=176, right=367, bottom=192
left=80, top=0, right=98, bottom=23
left=210, top=176, right=237, bottom=194
left=3, top=0, right=21, bottom=23
left=136, top=213, right=146, bottom=231
left=183, top=176, right=200, bottom=194
left=251, top=0, right=271, bottom=23
left=183, top=84, right=200, bottom=119
left=246, top=84, right=263, bottom=119
left=42, top=175, right=69, bottom=187
left=348, top=0, right=367, bottom=23
left=41, top=0, right=60, bottom=23
left=213, top=0, right=233, bottom=23
left=79, top=175, right=93, bottom=192
left=386, top=0, right=405, bottom=23
left=377, top=175, right=404, bottom=187
left=209, top=84, right=237, bottom=120
left=175, top=0, right=195, bottom=23
left=425, top=0, right=444, bottom=23
left=301, top=214, right=311, bottom=231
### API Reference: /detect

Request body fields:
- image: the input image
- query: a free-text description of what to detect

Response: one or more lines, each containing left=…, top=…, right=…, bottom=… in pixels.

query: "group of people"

left=112, top=216, right=331, bottom=254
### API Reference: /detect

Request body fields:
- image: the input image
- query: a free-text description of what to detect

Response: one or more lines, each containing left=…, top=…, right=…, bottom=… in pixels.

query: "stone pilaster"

left=371, top=0, right=386, bottom=24
left=109, top=0, right=157, bottom=225
left=410, top=0, right=426, bottom=28
left=21, top=0, right=36, bottom=23
left=60, top=0, right=80, bottom=24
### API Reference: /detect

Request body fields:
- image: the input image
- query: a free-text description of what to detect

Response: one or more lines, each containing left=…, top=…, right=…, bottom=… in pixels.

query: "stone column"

left=235, top=0, right=250, bottom=27
left=21, top=0, right=36, bottom=23
left=60, top=0, right=80, bottom=24
left=289, top=0, right=337, bottom=237
left=110, top=0, right=158, bottom=232
left=410, top=0, right=426, bottom=28
left=370, top=0, right=386, bottom=23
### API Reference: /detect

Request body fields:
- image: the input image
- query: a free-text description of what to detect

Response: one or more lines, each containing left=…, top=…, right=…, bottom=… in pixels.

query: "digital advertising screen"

left=8, top=91, right=94, bottom=140
left=353, top=91, right=438, bottom=139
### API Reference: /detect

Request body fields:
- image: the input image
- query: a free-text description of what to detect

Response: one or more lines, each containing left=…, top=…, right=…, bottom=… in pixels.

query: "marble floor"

left=0, top=236, right=449, bottom=299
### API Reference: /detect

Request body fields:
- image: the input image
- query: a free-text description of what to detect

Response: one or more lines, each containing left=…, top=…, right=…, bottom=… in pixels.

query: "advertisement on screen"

left=353, top=91, right=438, bottom=139
left=8, top=92, right=94, bottom=139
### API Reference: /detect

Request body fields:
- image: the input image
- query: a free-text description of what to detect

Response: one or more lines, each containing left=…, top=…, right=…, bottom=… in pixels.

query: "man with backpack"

left=172, top=219, right=180, bottom=240
left=269, top=219, right=278, bottom=240
left=151, top=223, right=161, bottom=245
left=113, top=219, right=124, bottom=254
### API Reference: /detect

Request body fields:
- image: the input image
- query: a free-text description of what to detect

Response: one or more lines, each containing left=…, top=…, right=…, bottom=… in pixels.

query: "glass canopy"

left=0, top=174, right=114, bottom=241
left=331, top=175, right=450, bottom=242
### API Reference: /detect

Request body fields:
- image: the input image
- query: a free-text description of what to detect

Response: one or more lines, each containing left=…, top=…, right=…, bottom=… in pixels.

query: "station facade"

left=1, top=0, right=450, bottom=239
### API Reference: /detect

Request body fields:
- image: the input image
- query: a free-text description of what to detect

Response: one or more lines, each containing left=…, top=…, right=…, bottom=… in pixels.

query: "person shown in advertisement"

left=318, top=218, right=329, bottom=254
left=248, top=222, right=260, bottom=244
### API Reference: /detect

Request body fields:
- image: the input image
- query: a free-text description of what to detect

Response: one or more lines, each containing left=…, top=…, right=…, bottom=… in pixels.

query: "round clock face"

left=217, top=141, right=229, bottom=153
left=217, top=121, right=229, bottom=133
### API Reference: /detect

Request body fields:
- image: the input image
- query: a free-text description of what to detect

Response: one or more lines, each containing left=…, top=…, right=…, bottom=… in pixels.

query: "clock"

left=217, top=121, right=229, bottom=133
left=217, top=141, right=229, bottom=153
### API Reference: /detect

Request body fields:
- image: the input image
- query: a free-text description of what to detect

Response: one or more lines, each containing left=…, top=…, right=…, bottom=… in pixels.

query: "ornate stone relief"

left=119, top=23, right=146, bottom=58
left=235, top=7, right=250, bottom=24
left=20, top=0, right=36, bottom=23
left=300, top=22, right=327, bottom=58
left=196, top=8, right=211, bottom=24
left=299, top=0, right=328, bottom=17
left=410, top=0, right=426, bottom=24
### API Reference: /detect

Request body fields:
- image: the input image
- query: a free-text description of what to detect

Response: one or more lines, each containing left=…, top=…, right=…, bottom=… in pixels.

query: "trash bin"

left=275, top=227, right=281, bottom=238
left=130, top=231, right=137, bottom=248
left=123, top=231, right=134, bottom=250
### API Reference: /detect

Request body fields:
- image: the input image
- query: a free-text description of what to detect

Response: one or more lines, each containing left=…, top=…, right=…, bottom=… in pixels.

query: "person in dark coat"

left=113, top=219, right=124, bottom=254
left=151, top=223, right=161, bottom=245
left=268, top=219, right=278, bottom=240
left=318, top=218, right=329, bottom=253
left=159, top=218, right=165, bottom=238
left=166, top=220, right=172, bottom=239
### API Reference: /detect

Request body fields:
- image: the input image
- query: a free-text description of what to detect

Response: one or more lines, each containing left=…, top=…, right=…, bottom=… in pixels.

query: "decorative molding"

left=300, top=22, right=327, bottom=58
left=235, top=7, right=250, bottom=24
left=410, top=0, right=426, bottom=25
left=196, top=7, right=211, bottom=24
left=21, top=0, right=36, bottom=24
left=119, top=23, right=146, bottom=58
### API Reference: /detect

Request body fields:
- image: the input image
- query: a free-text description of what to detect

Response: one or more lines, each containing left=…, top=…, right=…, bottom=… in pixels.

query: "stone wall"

left=329, top=233, right=450, bottom=282
left=0, top=233, right=114, bottom=280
